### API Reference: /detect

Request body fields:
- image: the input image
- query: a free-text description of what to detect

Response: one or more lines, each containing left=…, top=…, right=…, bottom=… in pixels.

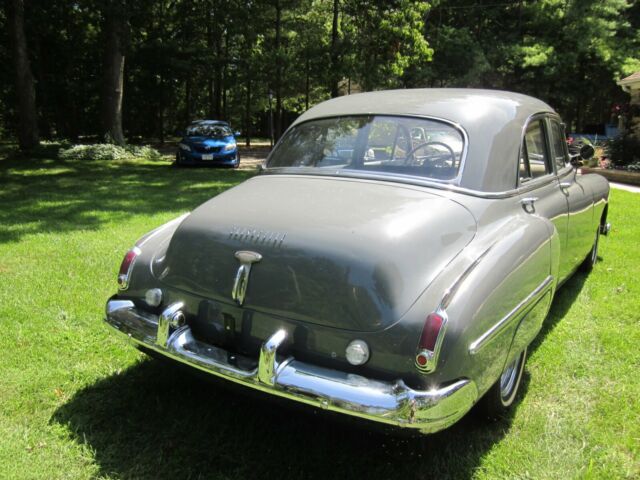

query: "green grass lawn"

left=0, top=153, right=638, bottom=479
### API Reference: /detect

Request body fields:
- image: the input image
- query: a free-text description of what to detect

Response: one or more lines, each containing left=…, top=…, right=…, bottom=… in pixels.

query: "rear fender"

left=122, top=213, right=190, bottom=297
left=580, top=173, right=610, bottom=231
left=427, top=213, right=558, bottom=396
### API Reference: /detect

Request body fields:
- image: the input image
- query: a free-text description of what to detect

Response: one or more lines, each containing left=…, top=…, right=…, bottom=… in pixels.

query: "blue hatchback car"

left=176, top=120, right=240, bottom=167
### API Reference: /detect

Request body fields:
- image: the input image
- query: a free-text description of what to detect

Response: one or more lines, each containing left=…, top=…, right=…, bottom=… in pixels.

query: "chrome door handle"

left=520, top=197, right=538, bottom=213
left=559, top=181, right=571, bottom=189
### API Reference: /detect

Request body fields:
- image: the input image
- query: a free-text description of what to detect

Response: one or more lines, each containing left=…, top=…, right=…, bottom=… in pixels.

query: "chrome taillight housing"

left=415, top=311, right=447, bottom=374
left=117, top=246, right=141, bottom=290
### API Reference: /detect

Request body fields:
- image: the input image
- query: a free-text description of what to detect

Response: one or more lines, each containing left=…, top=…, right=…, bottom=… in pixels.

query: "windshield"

left=267, top=115, right=464, bottom=181
left=186, top=123, right=233, bottom=138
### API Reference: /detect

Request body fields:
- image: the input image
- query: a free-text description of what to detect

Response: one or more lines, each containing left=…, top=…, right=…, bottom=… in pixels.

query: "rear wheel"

left=479, top=347, right=527, bottom=418
left=580, top=227, right=600, bottom=272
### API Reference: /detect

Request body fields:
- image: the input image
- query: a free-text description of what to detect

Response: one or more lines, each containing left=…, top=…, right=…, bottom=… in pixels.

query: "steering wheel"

left=405, top=141, right=456, bottom=167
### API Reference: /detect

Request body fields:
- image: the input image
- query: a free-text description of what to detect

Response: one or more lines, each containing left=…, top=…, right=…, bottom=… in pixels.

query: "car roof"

left=292, top=89, right=556, bottom=192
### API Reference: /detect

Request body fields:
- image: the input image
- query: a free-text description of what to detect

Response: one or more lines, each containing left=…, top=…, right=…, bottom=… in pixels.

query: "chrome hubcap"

left=500, top=355, right=521, bottom=400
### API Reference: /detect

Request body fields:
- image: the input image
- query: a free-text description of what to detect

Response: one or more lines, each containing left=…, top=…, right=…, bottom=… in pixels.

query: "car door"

left=517, top=117, right=568, bottom=280
left=546, top=117, right=594, bottom=279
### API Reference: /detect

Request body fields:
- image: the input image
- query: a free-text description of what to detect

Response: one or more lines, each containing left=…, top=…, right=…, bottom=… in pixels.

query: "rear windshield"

left=267, top=115, right=464, bottom=181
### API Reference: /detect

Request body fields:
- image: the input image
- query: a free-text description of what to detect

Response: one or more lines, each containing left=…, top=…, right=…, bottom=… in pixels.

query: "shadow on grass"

left=52, top=275, right=588, bottom=480
left=53, top=356, right=518, bottom=480
left=0, top=155, right=255, bottom=244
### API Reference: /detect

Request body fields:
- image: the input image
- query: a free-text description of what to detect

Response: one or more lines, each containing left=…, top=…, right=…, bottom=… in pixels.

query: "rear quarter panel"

left=416, top=194, right=557, bottom=396
left=580, top=172, right=610, bottom=225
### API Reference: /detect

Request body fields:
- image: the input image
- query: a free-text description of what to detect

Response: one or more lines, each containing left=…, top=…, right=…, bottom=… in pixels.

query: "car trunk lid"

left=156, top=175, right=476, bottom=332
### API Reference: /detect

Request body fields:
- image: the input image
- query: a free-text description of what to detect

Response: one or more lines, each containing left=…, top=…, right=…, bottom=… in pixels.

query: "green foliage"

left=410, top=0, right=640, bottom=131
left=606, top=134, right=640, bottom=168
left=341, top=0, right=432, bottom=90
left=59, top=143, right=163, bottom=162
left=0, top=0, right=638, bottom=143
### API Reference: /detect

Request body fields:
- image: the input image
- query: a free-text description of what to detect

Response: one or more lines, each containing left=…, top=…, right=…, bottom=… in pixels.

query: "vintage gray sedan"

left=105, top=89, right=610, bottom=433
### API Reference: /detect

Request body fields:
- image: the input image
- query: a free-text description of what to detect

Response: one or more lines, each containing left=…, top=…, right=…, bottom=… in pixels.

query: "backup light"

left=145, top=288, right=163, bottom=307
left=117, top=246, right=141, bottom=290
left=346, top=340, right=370, bottom=366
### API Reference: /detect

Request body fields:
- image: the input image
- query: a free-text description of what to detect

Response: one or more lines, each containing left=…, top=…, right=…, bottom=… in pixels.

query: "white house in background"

left=617, top=71, right=640, bottom=138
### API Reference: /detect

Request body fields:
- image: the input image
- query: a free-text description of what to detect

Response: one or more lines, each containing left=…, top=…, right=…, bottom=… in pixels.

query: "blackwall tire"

left=580, top=227, right=600, bottom=273
left=479, top=347, right=527, bottom=418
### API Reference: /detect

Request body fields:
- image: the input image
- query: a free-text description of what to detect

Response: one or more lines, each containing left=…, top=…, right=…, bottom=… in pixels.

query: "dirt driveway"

left=237, top=146, right=270, bottom=170
left=157, top=142, right=270, bottom=171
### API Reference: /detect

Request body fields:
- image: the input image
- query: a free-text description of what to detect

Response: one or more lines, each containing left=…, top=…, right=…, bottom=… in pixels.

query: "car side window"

left=519, top=120, right=551, bottom=183
left=549, top=120, right=569, bottom=170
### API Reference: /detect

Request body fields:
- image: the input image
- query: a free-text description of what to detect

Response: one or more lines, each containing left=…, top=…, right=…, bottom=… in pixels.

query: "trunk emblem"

left=231, top=250, right=262, bottom=306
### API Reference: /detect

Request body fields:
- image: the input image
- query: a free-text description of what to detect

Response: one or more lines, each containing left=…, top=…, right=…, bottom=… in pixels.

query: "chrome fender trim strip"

left=468, top=275, right=554, bottom=355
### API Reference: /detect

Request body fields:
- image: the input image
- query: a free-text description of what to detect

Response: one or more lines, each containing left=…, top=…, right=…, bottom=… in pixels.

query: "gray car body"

left=109, top=89, right=609, bottom=430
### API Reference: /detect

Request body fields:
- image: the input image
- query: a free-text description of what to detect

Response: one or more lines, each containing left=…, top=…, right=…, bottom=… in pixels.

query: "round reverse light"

left=145, top=288, right=163, bottom=307
left=345, top=340, right=370, bottom=366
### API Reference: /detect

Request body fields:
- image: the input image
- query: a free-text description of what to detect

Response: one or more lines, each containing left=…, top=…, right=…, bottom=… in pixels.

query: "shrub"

left=126, top=145, right=164, bottom=161
left=605, top=134, right=640, bottom=169
left=627, top=162, right=640, bottom=172
left=58, top=143, right=162, bottom=161
left=59, top=143, right=128, bottom=161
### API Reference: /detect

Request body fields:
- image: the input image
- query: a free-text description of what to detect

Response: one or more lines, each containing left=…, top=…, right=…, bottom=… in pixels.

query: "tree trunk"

left=214, top=34, right=223, bottom=118
left=159, top=74, right=165, bottom=144
left=185, top=76, right=192, bottom=125
left=207, top=21, right=214, bottom=117
left=329, top=0, right=340, bottom=98
left=207, top=77, right=214, bottom=117
left=100, top=0, right=127, bottom=145
left=305, top=55, right=310, bottom=110
left=6, top=0, right=39, bottom=150
left=244, top=72, right=251, bottom=147
left=222, top=28, right=229, bottom=120
left=244, top=8, right=253, bottom=148
left=274, top=0, right=282, bottom=139
left=32, top=37, right=51, bottom=139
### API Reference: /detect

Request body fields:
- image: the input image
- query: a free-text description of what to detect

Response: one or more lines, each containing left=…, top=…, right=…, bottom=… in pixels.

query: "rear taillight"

left=117, top=246, right=141, bottom=290
left=415, top=312, right=447, bottom=374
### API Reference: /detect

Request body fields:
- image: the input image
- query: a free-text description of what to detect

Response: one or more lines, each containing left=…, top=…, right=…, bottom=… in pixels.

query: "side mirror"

left=234, top=131, right=241, bottom=137
left=579, top=144, right=595, bottom=160
left=569, top=143, right=594, bottom=168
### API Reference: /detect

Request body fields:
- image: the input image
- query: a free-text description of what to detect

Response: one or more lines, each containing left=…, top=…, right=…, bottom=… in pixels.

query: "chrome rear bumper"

left=105, top=297, right=477, bottom=433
